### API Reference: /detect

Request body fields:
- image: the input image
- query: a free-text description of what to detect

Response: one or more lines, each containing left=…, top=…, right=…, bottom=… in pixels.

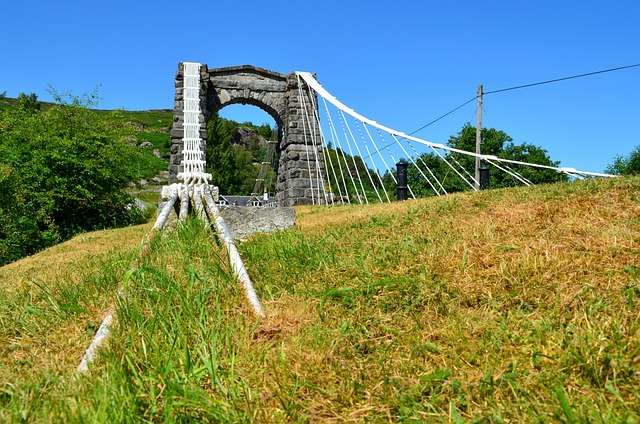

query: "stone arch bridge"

left=169, top=63, right=324, bottom=206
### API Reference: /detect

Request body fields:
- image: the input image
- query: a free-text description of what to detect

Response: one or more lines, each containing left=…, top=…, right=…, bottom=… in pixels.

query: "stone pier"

left=170, top=63, right=325, bottom=206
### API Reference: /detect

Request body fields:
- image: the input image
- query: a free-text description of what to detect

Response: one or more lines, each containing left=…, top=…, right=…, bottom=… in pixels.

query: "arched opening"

left=206, top=104, right=280, bottom=200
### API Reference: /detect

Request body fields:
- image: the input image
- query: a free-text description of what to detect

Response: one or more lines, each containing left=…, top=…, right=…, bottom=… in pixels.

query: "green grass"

left=1, top=177, right=639, bottom=422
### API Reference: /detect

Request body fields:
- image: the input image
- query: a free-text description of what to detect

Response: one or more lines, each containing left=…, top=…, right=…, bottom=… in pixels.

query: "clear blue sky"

left=2, top=0, right=638, bottom=173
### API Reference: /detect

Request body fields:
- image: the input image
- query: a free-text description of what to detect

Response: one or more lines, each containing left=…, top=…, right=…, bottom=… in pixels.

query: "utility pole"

left=475, top=84, right=483, bottom=189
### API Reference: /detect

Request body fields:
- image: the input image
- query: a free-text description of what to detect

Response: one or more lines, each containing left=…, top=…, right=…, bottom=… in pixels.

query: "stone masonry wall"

left=275, top=73, right=325, bottom=206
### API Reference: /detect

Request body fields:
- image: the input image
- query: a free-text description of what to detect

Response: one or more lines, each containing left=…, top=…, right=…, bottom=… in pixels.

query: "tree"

left=383, top=123, right=568, bottom=198
left=16, top=92, right=40, bottom=114
left=206, top=113, right=238, bottom=193
left=206, top=114, right=274, bottom=195
left=0, top=88, right=146, bottom=265
left=445, top=123, right=567, bottom=189
left=605, top=145, right=640, bottom=175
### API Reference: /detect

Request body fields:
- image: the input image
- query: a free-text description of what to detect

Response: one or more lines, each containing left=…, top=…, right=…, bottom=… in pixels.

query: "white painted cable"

left=76, top=308, right=115, bottom=374
left=77, top=192, right=179, bottom=375
left=484, top=159, right=533, bottom=186
left=361, top=124, right=392, bottom=202
left=333, top=106, right=362, bottom=203
left=295, top=71, right=615, bottom=179
left=322, top=97, right=354, bottom=203
left=318, top=98, right=346, bottom=203
left=295, top=75, right=317, bottom=205
left=390, top=133, right=439, bottom=196
left=339, top=109, right=369, bottom=204
left=179, top=184, right=190, bottom=220
left=375, top=128, right=417, bottom=199
left=402, top=139, right=446, bottom=196
left=305, top=82, right=330, bottom=204
left=202, top=185, right=265, bottom=318
left=354, top=121, right=384, bottom=203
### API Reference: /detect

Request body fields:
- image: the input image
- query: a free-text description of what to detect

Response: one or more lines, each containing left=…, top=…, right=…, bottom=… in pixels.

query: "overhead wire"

left=408, top=62, right=640, bottom=137
left=484, top=62, right=640, bottom=95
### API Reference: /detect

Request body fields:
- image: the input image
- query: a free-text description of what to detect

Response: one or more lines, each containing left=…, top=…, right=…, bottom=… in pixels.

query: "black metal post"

left=396, top=161, right=408, bottom=201
left=479, top=166, right=490, bottom=190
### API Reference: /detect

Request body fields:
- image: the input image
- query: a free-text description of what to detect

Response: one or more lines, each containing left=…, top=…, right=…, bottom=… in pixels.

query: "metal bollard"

left=396, top=161, right=408, bottom=201
left=480, top=166, right=490, bottom=190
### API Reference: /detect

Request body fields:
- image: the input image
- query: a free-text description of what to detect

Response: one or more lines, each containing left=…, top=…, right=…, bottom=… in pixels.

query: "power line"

left=408, top=96, right=478, bottom=135
left=361, top=96, right=479, bottom=159
left=484, top=62, right=640, bottom=95
left=409, top=62, right=640, bottom=136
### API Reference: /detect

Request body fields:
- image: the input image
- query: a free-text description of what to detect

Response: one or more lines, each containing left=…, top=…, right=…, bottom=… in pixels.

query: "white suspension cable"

left=354, top=121, right=384, bottom=203
left=331, top=105, right=358, bottom=203
left=433, top=146, right=478, bottom=191
left=321, top=97, right=348, bottom=203
left=361, top=124, right=391, bottom=202
left=375, top=128, right=399, bottom=184
left=314, top=107, right=341, bottom=204
left=498, top=162, right=534, bottom=186
left=375, top=128, right=417, bottom=199
left=391, top=134, right=438, bottom=199
left=335, top=109, right=364, bottom=203
left=403, top=139, right=446, bottom=196
left=484, top=159, right=533, bottom=186
left=339, top=110, right=370, bottom=204
left=306, top=83, right=330, bottom=204
left=449, top=152, right=478, bottom=186
left=295, top=71, right=615, bottom=179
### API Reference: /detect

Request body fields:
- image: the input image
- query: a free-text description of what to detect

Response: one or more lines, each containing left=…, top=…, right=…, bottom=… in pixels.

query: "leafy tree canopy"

left=383, top=123, right=568, bottom=198
left=605, top=145, right=640, bottom=175
left=0, top=88, right=146, bottom=265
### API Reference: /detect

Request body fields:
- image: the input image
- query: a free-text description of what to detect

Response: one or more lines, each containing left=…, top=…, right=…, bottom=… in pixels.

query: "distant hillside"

left=1, top=176, right=639, bottom=421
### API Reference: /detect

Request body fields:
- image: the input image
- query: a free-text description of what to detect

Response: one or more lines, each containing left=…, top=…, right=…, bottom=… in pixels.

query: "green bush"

left=606, top=145, right=640, bottom=175
left=0, top=89, right=146, bottom=265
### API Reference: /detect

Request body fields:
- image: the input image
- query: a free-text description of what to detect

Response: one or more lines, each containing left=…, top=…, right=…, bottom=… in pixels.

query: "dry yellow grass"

left=1, top=177, right=639, bottom=422
left=0, top=223, right=152, bottom=292
left=0, top=222, right=152, bottom=388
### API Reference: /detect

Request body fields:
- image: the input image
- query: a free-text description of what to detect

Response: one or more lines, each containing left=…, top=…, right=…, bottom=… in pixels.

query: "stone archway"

left=169, top=63, right=325, bottom=206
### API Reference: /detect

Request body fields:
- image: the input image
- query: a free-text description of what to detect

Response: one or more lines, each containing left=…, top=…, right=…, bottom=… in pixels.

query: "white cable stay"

left=306, top=80, right=330, bottom=204
left=321, top=97, right=351, bottom=203
left=335, top=106, right=365, bottom=203
left=295, top=71, right=615, bottom=179
left=309, top=93, right=346, bottom=204
left=361, top=124, right=393, bottom=201
left=354, top=120, right=386, bottom=203
left=77, top=62, right=265, bottom=376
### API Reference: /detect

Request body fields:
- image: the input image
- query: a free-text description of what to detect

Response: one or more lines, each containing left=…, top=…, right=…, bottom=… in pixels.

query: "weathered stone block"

left=219, top=207, right=296, bottom=241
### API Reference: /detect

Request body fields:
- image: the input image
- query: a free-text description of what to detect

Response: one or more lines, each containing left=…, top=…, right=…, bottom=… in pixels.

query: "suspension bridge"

left=168, top=63, right=613, bottom=207
left=295, top=71, right=614, bottom=205
left=77, top=62, right=613, bottom=374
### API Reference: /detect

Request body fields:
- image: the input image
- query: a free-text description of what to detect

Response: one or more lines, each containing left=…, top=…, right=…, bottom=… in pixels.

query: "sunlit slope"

left=1, top=177, right=639, bottom=422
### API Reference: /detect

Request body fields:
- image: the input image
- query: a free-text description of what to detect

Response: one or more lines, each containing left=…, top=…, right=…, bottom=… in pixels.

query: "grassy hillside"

left=1, top=177, right=639, bottom=422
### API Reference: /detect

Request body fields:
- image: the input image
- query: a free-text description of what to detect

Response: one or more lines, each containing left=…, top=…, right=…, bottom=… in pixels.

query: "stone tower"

left=169, top=63, right=325, bottom=206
